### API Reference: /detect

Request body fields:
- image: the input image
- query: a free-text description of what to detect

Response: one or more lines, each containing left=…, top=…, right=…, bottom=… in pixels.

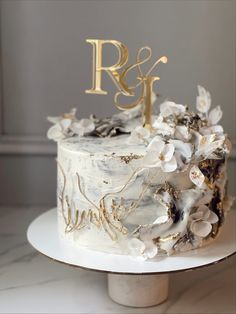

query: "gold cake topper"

left=85, top=39, right=168, bottom=128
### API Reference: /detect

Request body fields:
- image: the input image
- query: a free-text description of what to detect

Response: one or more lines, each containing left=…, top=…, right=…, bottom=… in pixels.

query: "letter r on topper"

left=85, top=39, right=130, bottom=95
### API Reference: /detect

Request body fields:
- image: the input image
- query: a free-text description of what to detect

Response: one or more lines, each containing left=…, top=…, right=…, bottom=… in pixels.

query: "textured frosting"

left=57, top=135, right=231, bottom=258
left=49, top=86, right=234, bottom=259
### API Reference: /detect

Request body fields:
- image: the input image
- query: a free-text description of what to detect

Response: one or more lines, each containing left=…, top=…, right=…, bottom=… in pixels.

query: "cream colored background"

left=0, top=0, right=235, bottom=206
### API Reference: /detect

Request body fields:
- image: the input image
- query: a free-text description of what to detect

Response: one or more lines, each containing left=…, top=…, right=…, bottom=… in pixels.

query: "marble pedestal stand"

left=27, top=209, right=236, bottom=308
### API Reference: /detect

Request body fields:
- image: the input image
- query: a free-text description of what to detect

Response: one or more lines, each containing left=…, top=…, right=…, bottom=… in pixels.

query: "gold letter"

left=85, top=39, right=129, bottom=95
left=141, top=76, right=160, bottom=128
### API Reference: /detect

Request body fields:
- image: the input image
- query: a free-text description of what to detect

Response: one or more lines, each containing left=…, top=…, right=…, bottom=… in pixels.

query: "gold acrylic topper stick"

left=85, top=39, right=168, bottom=128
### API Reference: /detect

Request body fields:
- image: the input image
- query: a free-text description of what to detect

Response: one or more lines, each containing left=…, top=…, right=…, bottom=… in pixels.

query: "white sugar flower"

left=189, top=165, right=205, bottom=187
left=189, top=205, right=219, bottom=238
left=114, top=91, right=156, bottom=122
left=196, top=85, right=211, bottom=113
left=160, top=101, right=186, bottom=117
left=171, top=139, right=193, bottom=171
left=200, top=125, right=224, bottom=135
left=47, top=108, right=95, bottom=141
left=194, top=133, right=225, bottom=158
left=152, top=115, right=175, bottom=137
left=143, top=137, right=177, bottom=172
left=112, top=104, right=143, bottom=121
left=47, top=118, right=72, bottom=141
left=128, top=238, right=158, bottom=260
left=70, top=119, right=95, bottom=137
left=126, top=125, right=151, bottom=144
left=200, top=105, right=224, bottom=135
left=175, top=125, right=192, bottom=141
left=171, top=140, right=193, bottom=161
left=47, top=108, right=77, bottom=141
left=47, top=108, right=77, bottom=124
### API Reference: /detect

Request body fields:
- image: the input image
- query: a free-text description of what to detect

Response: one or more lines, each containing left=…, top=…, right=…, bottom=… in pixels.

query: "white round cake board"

left=27, top=208, right=236, bottom=307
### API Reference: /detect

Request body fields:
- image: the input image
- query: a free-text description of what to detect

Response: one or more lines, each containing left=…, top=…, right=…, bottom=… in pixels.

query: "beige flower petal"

left=198, top=205, right=210, bottom=220
left=47, top=124, right=63, bottom=141
left=147, top=137, right=165, bottom=153
left=160, top=101, right=186, bottom=117
left=208, top=106, right=223, bottom=125
left=143, top=151, right=162, bottom=168
left=143, top=240, right=158, bottom=259
left=162, top=143, right=175, bottom=162
left=128, top=238, right=145, bottom=255
left=161, top=156, right=177, bottom=172
left=191, top=220, right=212, bottom=238
left=207, top=210, right=219, bottom=224
left=189, top=165, right=205, bottom=187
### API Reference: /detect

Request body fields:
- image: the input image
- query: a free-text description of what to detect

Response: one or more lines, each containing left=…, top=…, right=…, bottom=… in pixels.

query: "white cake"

left=47, top=86, right=233, bottom=260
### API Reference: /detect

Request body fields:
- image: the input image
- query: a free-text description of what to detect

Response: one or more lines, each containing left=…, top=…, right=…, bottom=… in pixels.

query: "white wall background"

left=0, top=0, right=235, bottom=206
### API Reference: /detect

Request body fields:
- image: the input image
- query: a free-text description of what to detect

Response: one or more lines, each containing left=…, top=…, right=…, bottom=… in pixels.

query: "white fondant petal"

left=198, top=205, right=210, bottom=220
left=113, top=104, right=142, bottom=121
left=196, top=96, right=210, bottom=113
left=162, top=143, right=175, bottom=161
left=161, top=156, right=177, bottom=172
left=175, top=125, right=191, bottom=141
left=208, top=106, right=223, bottom=125
left=47, top=124, right=63, bottom=140
left=135, top=126, right=151, bottom=139
left=200, top=125, right=224, bottom=135
left=147, top=137, right=165, bottom=153
left=60, top=118, right=72, bottom=130
left=197, top=85, right=206, bottom=97
left=143, top=241, right=158, bottom=259
left=154, top=122, right=175, bottom=136
left=70, top=122, right=85, bottom=136
left=172, top=140, right=193, bottom=160
left=143, top=151, right=162, bottom=168
left=189, top=165, right=205, bottom=187
left=189, top=211, right=203, bottom=221
left=207, top=211, right=219, bottom=224
left=160, top=101, right=186, bottom=117
left=79, top=119, right=95, bottom=133
left=128, top=238, right=145, bottom=255
left=196, top=86, right=211, bottom=113
left=191, top=220, right=212, bottom=238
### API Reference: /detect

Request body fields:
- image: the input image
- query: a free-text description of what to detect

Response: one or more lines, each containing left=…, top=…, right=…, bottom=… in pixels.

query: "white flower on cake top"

left=47, top=108, right=95, bottom=141
left=143, top=137, right=177, bottom=172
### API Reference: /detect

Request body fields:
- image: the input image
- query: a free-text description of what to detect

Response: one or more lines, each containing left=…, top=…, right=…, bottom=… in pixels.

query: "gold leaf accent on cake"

left=154, top=232, right=181, bottom=244
left=57, top=161, right=174, bottom=243
left=120, top=153, right=142, bottom=164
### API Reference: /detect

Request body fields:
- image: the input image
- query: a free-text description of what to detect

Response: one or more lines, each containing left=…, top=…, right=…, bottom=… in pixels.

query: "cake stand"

left=27, top=209, right=236, bottom=308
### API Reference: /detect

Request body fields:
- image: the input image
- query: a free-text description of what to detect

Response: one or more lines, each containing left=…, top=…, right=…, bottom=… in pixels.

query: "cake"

left=47, top=86, right=233, bottom=260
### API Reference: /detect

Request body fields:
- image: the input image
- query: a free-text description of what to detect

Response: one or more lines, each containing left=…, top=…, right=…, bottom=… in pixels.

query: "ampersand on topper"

left=85, top=39, right=168, bottom=129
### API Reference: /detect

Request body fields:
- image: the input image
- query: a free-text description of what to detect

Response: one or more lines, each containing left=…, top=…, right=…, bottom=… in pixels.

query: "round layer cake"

left=48, top=86, right=234, bottom=259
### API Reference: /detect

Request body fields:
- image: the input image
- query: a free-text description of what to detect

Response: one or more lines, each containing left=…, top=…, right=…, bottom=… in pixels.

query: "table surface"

left=0, top=206, right=236, bottom=314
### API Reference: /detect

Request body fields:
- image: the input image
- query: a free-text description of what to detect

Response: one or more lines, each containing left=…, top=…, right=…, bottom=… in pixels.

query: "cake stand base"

left=108, top=273, right=169, bottom=307
left=27, top=209, right=236, bottom=308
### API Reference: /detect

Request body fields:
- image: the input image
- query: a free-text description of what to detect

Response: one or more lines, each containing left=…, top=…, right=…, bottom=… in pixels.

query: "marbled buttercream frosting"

left=47, top=86, right=234, bottom=260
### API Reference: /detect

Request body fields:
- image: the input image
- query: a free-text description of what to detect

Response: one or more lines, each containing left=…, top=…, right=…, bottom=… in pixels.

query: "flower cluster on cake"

left=47, top=86, right=233, bottom=260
